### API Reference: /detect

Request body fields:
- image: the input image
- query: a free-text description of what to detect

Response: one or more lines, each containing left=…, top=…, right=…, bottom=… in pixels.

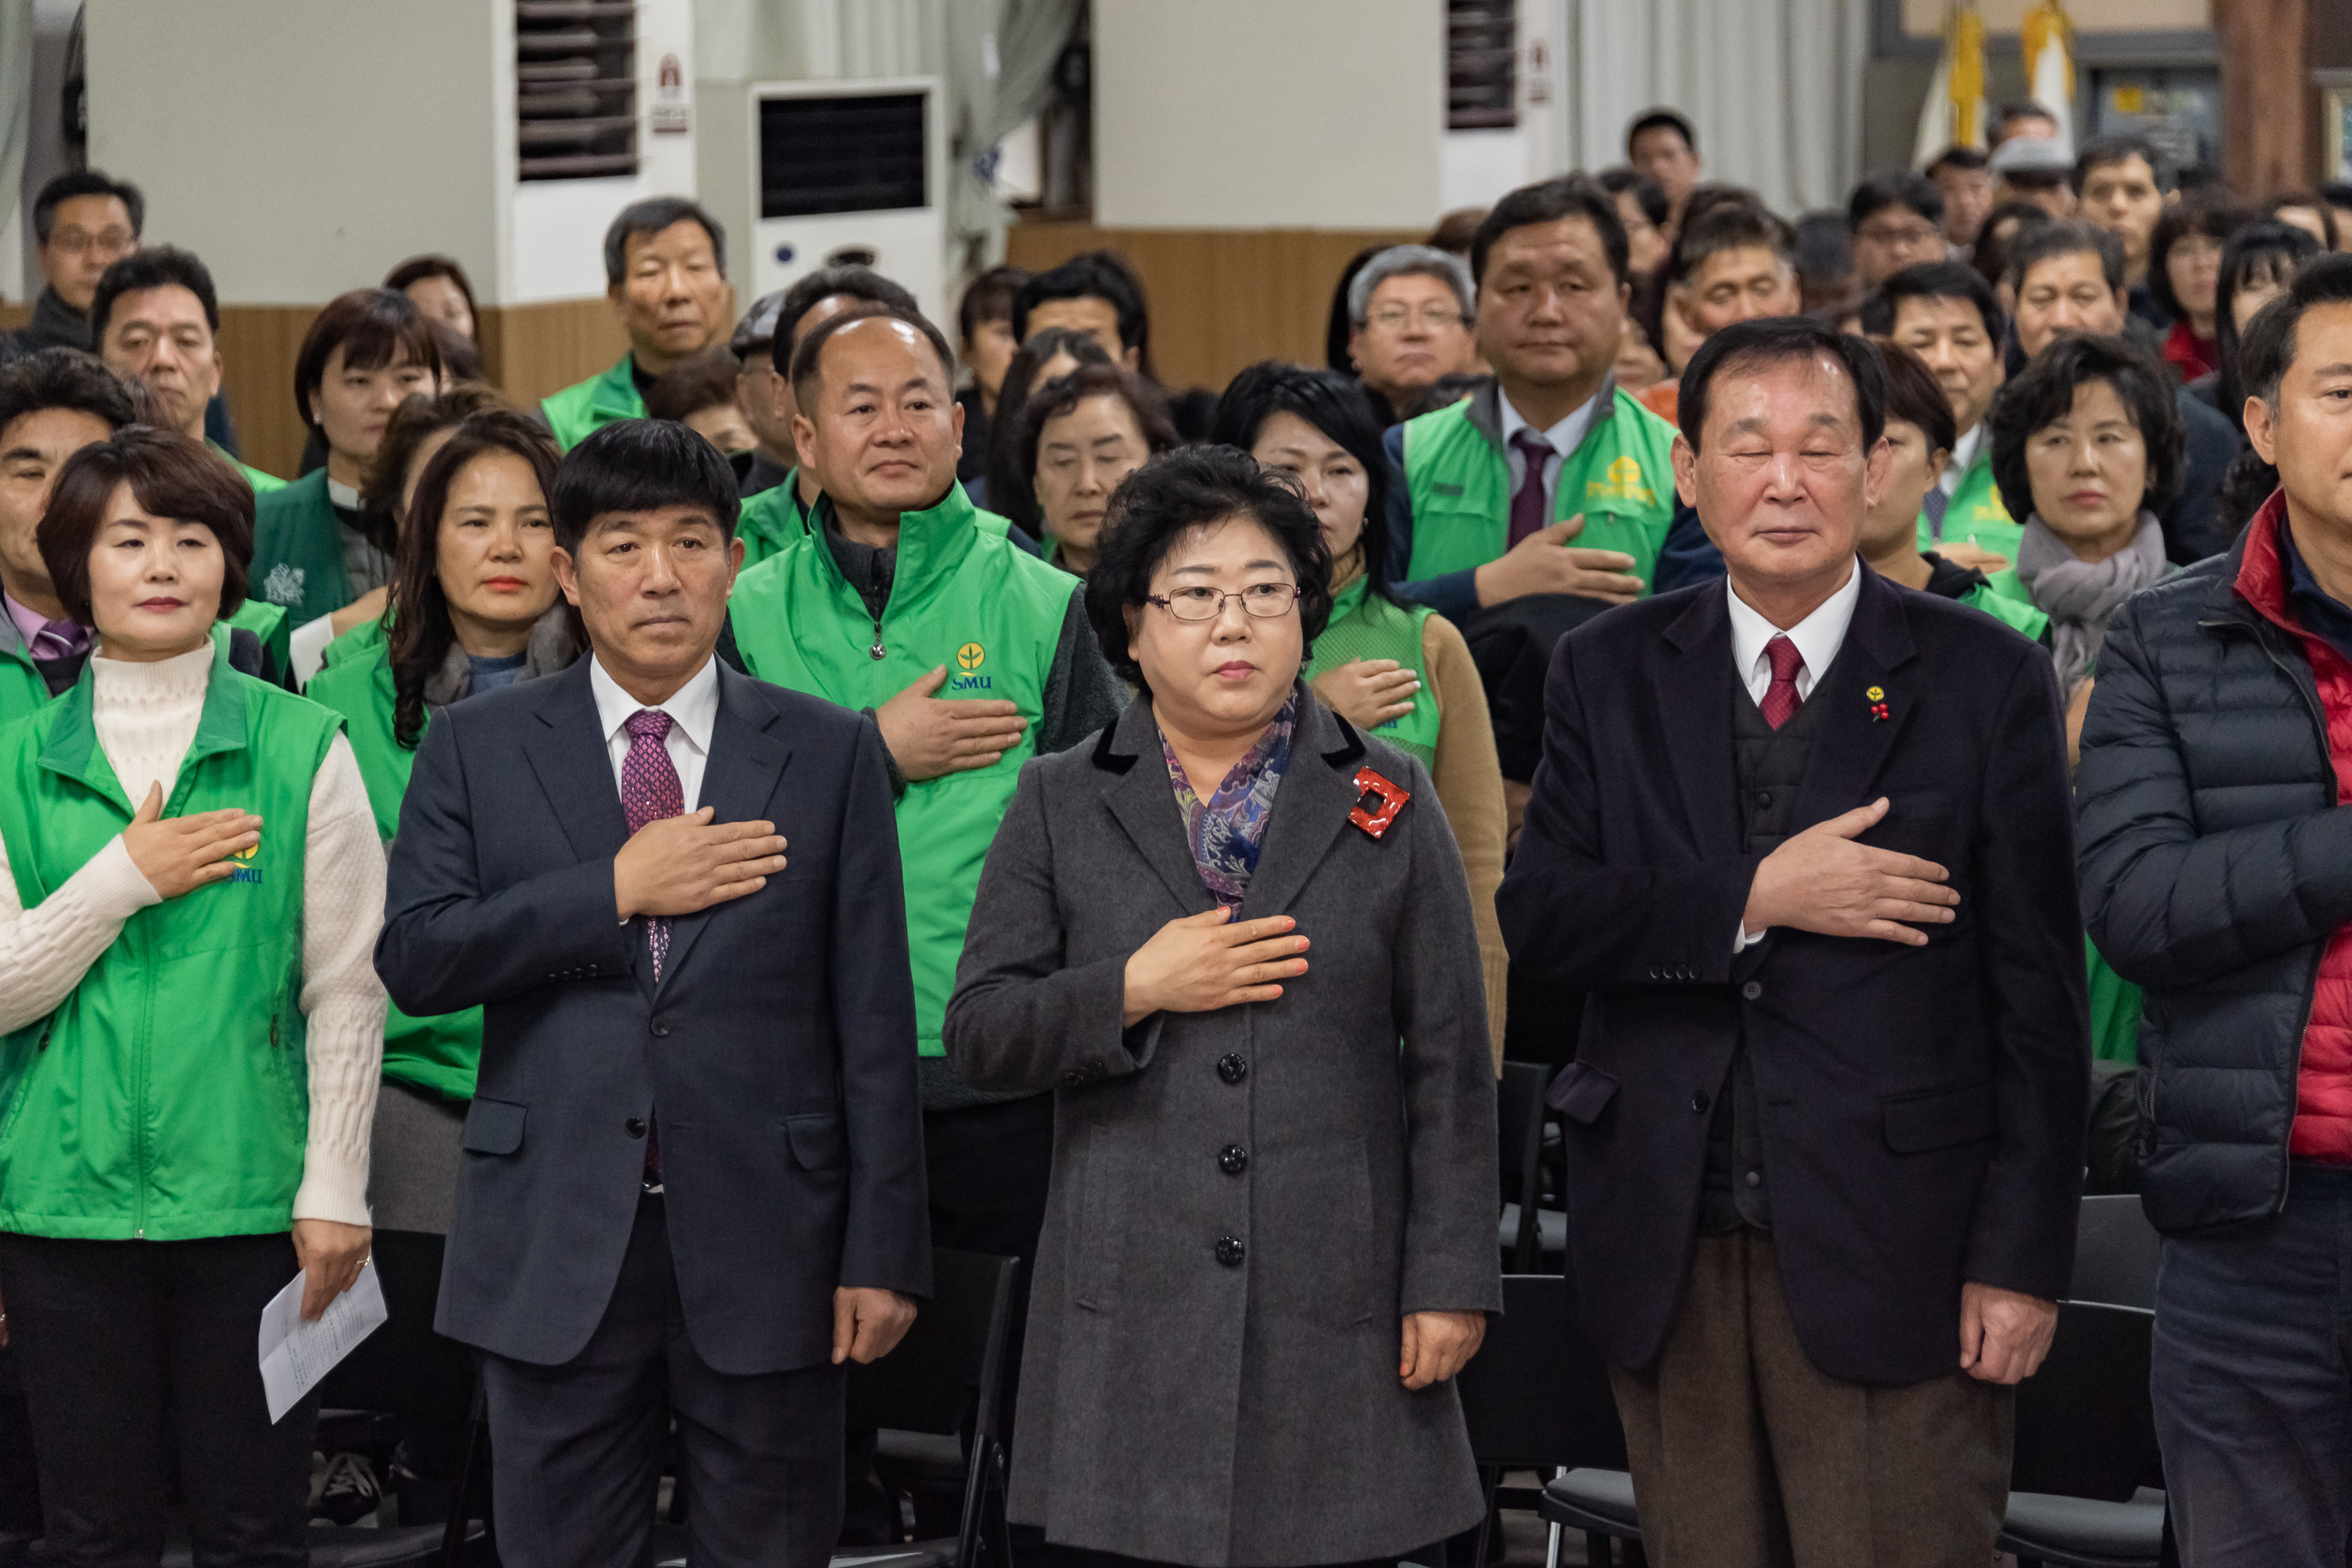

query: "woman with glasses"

left=945, top=445, right=1499, bottom=1568
left=1342, top=245, right=1481, bottom=425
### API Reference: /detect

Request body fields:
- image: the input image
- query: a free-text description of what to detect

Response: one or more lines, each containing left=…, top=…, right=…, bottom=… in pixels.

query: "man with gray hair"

left=1345, top=244, right=1480, bottom=423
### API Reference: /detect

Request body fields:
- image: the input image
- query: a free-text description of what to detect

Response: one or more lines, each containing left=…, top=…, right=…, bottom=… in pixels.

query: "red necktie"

left=621, top=710, right=682, bottom=1190
left=1508, top=430, right=1556, bottom=548
left=1760, top=635, right=1805, bottom=730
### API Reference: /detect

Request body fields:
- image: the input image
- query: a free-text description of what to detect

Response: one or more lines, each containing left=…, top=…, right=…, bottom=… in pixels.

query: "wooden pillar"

left=2215, top=0, right=2311, bottom=198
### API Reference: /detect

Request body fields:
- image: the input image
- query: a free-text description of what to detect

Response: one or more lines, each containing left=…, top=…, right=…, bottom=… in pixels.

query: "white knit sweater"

left=0, top=645, right=385, bottom=1227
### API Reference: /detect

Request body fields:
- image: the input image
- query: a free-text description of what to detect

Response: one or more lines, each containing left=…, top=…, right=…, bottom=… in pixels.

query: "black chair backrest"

left=1453, top=1272, right=1629, bottom=1473
left=2069, top=1194, right=2160, bottom=1310
left=846, top=1249, right=1019, bottom=1440
left=1498, top=1060, right=1554, bottom=1269
left=2010, top=1301, right=2161, bottom=1503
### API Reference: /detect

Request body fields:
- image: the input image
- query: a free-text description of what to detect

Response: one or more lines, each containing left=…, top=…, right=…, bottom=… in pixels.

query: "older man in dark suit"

left=1499, top=317, right=2088, bottom=1567
left=376, top=418, right=930, bottom=1568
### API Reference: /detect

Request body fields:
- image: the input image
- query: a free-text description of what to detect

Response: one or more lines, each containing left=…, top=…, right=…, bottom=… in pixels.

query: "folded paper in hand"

left=258, top=1260, right=388, bottom=1423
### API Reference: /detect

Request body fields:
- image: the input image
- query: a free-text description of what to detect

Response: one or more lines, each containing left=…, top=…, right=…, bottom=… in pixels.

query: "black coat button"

left=1745, top=1169, right=1762, bottom=1187
left=1741, top=981, right=1763, bottom=1000
left=1219, top=1144, right=1248, bottom=1175
left=1086, top=1058, right=1107, bottom=1077
left=625, top=1117, right=646, bottom=1138
left=1215, top=1235, right=1245, bottom=1266
left=650, top=1016, right=672, bottom=1037
left=1217, top=1054, right=1248, bottom=1084
left=1691, top=1091, right=1709, bottom=1113
left=1756, top=791, right=1772, bottom=808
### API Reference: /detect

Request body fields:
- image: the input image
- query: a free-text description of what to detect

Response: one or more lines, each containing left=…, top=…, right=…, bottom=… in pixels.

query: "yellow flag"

left=1950, top=4, right=1985, bottom=150
left=2020, top=1, right=2077, bottom=149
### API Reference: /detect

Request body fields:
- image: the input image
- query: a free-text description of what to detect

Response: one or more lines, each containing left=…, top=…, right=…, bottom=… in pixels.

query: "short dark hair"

left=1869, top=340, right=1957, bottom=456
left=1597, top=166, right=1669, bottom=229
left=89, top=245, right=218, bottom=342
left=361, top=383, right=511, bottom=520
left=1925, top=145, right=1989, bottom=178
left=787, top=302, right=957, bottom=417
left=389, top=408, right=566, bottom=747
left=430, top=318, right=484, bottom=384
left=2147, top=196, right=2246, bottom=322
left=549, top=416, right=741, bottom=553
left=1625, top=108, right=1696, bottom=157
left=2215, top=220, right=2328, bottom=430
left=1987, top=333, right=2184, bottom=522
left=2239, top=252, right=2352, bottom=410
left=1082, top=445, right=1332, bottom=694
left=1402, top=372, right=1491, bottom=421
left=1995, top=100, right=2058, bottom=133
left=2073, top=134, right=2175, bottom=196
left=983, top=329, right=1118, bottom=530
left=2009, top=219, right=2126, bottom=295
left=772, top=265, right=920, bottom=373
left=40, top=426, right=254, bottom=625
left=1793, top=211, right=1855, bottom=290
left=602, top=196, right=727, bottom=287
left=643, top=348, right=745, bottom=423
left=957, top=264, right=1031, bottom=345
left=1859, top=260, right=2003, bottom=344
left=1971, top=199, right=2054, bottom=293
left=1210, top=362, right=1395, bottom=599
left=1011, top=251, right=1152, bottom=361
left=383, top=254, right=479, bottom=328
left=32, top=170, right=143, bottom=244
left=0, top=349, right=139, bottom=444
left=1679, top=316, right=1886, bottom=457
left=1848, top=171, right=1946, bottom=231
left=1471, top=175, right=1631, bottom=289
left=1667, top=202, right=1798, bottom=290
left=2268, top=192, right=2344, bottom=252
left=293, top=290, right=443, bottom=427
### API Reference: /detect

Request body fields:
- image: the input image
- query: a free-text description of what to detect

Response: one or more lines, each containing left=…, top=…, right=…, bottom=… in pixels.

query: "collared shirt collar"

left=1724, top=559, right=1863, bottom=706
left=3, top=591, right=52, bottom=650
left=589, top=651, right=720, bottom=759
left=1938, top=422, right=1985, bottom=498
left=1498, top=384, right=1603, bottom=464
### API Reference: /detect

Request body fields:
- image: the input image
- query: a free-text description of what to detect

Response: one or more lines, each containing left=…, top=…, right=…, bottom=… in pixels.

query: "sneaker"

left=311, top=1451, right=383, bottom=1527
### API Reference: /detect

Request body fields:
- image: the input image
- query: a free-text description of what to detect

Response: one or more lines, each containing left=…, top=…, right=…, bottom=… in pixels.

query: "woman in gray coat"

left=945, top=446, right=1500, bottom=1568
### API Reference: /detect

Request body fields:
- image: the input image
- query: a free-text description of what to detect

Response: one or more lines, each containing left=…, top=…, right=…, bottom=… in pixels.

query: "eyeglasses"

left=1146, top=583, right=1304, bottom=621
left=1366, top=304, right=1465, bottom=332
left=47, top=227, right=136, bottom=259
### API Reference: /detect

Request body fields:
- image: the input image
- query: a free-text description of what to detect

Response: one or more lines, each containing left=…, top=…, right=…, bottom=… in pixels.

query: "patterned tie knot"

left=626, top=709, right=673, bottom=744
left=1765, top=635, right=1804, bottom=684
left=1511, top=429, right=1555, bottom=465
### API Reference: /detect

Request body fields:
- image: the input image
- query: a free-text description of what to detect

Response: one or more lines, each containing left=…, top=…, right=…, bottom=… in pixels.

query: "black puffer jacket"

left=2077, top=509, right=2352, bottom=1235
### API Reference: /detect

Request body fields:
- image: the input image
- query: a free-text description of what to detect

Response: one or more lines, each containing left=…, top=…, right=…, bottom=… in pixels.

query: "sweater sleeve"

left=0, top=835, right=163, bottom=1036
left=291, top=734, right=387, bottom=1227
left=1421, top=612, right=1510, bottom=1070
left=1036, top=591, right=1129, bottom=755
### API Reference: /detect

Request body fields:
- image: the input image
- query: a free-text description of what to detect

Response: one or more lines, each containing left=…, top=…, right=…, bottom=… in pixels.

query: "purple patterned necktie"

left=621, top=709, right=684, bottom=978
left=27, top=617, right=90, bottom=662
left=1508, top=429, right=1556, bottom=548
left=1760, top=635, right=1805, bottom=730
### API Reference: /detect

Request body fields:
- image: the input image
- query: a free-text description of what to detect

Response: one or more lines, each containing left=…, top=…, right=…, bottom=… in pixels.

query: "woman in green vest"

left=252, top=289, right=441, bottom=672
left=1212, top=361, right=1511, bottom=1068
left=0, top=425, right=384, bottom=1562
left=1988, top=333, right=2186, bottom=1068
left=1015, top=360, right=1178, bottom=578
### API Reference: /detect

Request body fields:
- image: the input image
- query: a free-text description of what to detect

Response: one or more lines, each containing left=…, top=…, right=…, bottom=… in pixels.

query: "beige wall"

left=1092, top=0, right=1445, bottom=229
left=1899, top=0, right=2212, bottom=31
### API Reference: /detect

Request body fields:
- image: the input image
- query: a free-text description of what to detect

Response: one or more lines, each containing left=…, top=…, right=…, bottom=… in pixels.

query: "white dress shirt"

left=1936, top=422, right=1984, bottom=499
left=1499, top=386, right=1604, bottom=504
left=590, top=651, right=720, bottom=813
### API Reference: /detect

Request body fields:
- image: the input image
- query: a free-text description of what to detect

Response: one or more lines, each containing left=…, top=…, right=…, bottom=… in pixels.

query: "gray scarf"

left=420, top=606, right=580, bottom=708
left=2016, top=511, right=2167, bottom=695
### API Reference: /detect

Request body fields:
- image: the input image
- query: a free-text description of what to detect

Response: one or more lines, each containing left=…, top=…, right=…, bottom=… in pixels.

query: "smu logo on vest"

left=228, top=834, right=262, bottom=885
left=262, top=564, right=305, bottom=607
left=948, top=641, right=990, bottom=693
left=1585, top=455, right=1655, bottom=508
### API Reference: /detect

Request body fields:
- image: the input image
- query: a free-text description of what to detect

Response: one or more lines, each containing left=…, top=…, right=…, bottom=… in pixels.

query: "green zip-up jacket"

left=302, top=615, right=483, bottom=1101
left=727, top=482, right=1082, bottom=1055
left=0, top=641, right=340, bottom=1239
left=251, top=469, right=360, bottom=630
left=1305, top=572, right=1440, bottom=765
left=541, top=354, right=645, bottom=451
left=734, top=466, right=813, bottom=571
left=1917, top=439, right=2019, bottom=563
left=1386, top=375, right=1680, bottom=620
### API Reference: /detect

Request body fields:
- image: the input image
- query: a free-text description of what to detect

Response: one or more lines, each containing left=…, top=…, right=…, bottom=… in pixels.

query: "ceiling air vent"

left=517, top=0, right=639, bottom=181
left=1448, top=0, right=1517, bottom=131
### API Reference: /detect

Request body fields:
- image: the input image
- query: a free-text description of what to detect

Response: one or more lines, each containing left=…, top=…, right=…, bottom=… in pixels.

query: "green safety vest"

left=0, top=601, right=291, bottom=731
left=0, top=641, right=340, bottom=1239
left=251, top=469, right=357, bottom=630
left=2087, top=936, right=2142, bottom=1064
left=1958, top=579, right=2050, bottom=642
left=303, top=613, right=483, bottom=1101
left=734, top=468, right=812, bottom=571
left=1401, top=384, right=1680, bottom=589
left=541, top=354, right=645, bottom=451
left=727, top=482, right=1075, bottom=1056
left=1916, top=442, right=2019, bottom=562
left=1305, top=572, right=1440, bottom=766
left=210, top=439, right=286, bottom=495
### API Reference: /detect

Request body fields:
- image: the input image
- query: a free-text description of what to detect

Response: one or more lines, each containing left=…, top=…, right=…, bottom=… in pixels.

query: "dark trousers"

left=0, top=1231, right=317, bottom=1568
left=478, top=1193, right=846, bottom=1568
left=923, top=1092, right=1054, bottom=1439
left=1608, top=1230, right=2012, bottom=1568
left=2154, top=1161, right=2352, bottom=1565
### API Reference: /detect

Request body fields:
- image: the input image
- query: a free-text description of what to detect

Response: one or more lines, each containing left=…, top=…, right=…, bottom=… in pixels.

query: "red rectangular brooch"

left=1349, top=766, right=1410, bottom=840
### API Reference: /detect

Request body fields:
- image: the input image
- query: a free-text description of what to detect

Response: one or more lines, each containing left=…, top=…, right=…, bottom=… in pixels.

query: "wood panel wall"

left=1004, top=222, right=1424, bottom=393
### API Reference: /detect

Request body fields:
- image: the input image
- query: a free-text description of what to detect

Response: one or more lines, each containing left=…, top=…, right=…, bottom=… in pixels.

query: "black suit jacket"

left=377, top=657, right=931, bottom=1374
left=1496, top=567, right=2088, bottom=1386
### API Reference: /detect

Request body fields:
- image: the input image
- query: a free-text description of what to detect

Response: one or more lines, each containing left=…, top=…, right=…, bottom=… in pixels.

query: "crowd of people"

left=3, top=96, right=2352, bottom=1568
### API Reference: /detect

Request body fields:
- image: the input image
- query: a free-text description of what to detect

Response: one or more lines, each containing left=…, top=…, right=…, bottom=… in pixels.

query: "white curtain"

left=0, top=0, right=33, bottom=300
left=1564, top=0, right=1869, bottom=217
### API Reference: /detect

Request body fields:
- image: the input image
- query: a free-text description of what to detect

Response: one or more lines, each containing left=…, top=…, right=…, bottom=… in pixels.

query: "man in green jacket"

left=1860, top=262, right=2012, bottom=569
left=90, top=246, right=283, bottom=494
left=541, top=197, right=733, bottom=450
left=727, top=302, right=1123, bottom=1286
left=1381, top=176, right=1680, bottom=621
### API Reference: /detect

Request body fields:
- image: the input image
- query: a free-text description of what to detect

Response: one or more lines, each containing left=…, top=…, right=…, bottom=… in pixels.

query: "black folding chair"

left=1453, top=1273, right=1636, bottom=1568
left=1496, top=1061, right=1562, bottom=1274
left=2070, top=1195, right=2161, bottom=1311
left=2001, top=1301, right=2166, bottom=1568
